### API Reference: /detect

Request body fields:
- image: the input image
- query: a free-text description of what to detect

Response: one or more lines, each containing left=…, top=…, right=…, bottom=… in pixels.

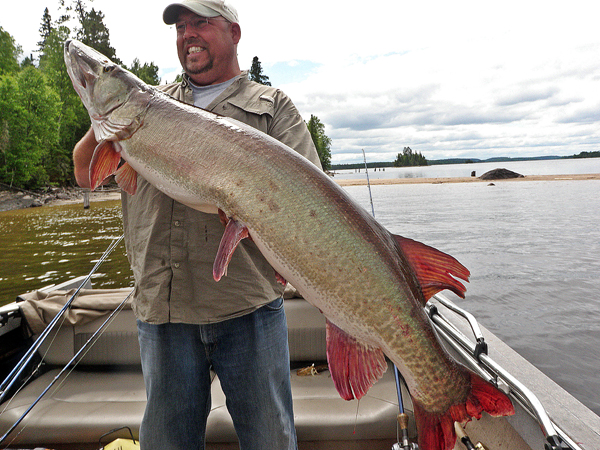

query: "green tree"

left=0, top=67, right=61, bottom=188
left=394, top=147, right=428, bottom=167
left=0, top=27, right=21, bottom=75
left=128, top=58, right=161, bottom=85
left=74, top=2, right=121, bottom=63
left=249, top=56, right=271, bottom=86
left=306, top=115, right=332, bottom=171
left=39, top=25, right=90, bottom=185
left=37, top=7, right=54, bottom=56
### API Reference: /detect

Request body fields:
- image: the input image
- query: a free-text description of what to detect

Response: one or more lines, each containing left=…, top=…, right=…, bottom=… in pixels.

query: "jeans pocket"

left=264, top=297, right=284, bottom=312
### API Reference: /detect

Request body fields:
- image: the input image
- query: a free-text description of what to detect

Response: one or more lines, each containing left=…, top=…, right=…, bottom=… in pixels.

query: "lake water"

left=345, top=178, right=600, bottom=416
left=333, top=156, right=600, bottom=180
left=0, top=161, right=599, bottom=416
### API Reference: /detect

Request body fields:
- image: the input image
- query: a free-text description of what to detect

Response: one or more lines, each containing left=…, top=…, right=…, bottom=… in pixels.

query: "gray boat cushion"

left=0, top=291, right=404, bottom=445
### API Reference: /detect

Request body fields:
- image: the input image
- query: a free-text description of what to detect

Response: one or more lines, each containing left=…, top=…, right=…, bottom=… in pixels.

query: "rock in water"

left=479, top=168, right=524, bottom=180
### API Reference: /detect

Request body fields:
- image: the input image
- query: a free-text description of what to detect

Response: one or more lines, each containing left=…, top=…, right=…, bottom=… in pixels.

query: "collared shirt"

left=122, top=72, right=322, bottom=324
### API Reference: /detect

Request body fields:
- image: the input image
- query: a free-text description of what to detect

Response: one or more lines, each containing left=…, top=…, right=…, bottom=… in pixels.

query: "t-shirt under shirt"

left=189, top=77, right=237, bottom=109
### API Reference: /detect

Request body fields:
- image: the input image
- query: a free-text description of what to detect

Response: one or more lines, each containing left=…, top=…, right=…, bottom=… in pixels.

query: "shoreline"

left=1, top=173, right=598, bottom=212
left=334, top=172, right=600, bottom=186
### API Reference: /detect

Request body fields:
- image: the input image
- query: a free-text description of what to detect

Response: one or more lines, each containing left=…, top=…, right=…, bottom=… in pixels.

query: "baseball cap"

left=163, top=0, right=239, bottom=25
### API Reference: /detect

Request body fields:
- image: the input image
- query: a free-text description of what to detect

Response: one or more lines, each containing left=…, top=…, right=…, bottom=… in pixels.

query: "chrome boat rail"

left=427, top=294, right=577, bottom=450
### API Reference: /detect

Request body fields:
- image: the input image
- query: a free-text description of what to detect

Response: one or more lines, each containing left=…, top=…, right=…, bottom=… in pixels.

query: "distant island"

left=331, top=151, right=600, bottom=171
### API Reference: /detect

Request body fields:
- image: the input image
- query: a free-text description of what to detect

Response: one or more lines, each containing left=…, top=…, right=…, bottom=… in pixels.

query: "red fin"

left=412, top=371, right=514, bottom=450
left=468, top=372, right=515, bottom=417
left=326, top=320, right=387, bottom=401
left=213, top=217, right=249, bottom=281
left=89, top=140, right=121, bottom=190
left=395, top=235, right=470, bottom=303
left=275, top=271, right=287, bottom=285
left=114, top=162, right=138, bottom=195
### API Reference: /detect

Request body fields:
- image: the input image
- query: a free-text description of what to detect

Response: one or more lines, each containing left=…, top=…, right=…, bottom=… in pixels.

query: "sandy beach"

left=334, top=172, right=600, bottom=186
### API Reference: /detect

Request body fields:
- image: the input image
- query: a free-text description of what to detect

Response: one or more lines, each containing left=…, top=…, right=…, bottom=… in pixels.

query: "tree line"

left=0, top=0, right=332, bottom=190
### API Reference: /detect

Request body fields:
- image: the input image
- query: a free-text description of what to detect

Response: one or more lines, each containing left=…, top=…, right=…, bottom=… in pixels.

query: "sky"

left=2, top=0, right=599, bottom=164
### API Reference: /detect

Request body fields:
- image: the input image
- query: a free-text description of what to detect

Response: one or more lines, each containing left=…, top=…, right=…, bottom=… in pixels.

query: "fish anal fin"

left=115, top=162, right=138, bottom=195
left=325, top=320, right=387, bottom=401
left=395, top=235, right=470, bottom=303
left=213, top=216, right=249, bottom=281
left=90, top=140, right=121, bottom=191
left=412, top=371, right=515, bottom=450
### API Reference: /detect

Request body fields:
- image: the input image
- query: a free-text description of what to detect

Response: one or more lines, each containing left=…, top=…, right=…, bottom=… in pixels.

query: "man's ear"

left=231, top=22, right=241, bottom=45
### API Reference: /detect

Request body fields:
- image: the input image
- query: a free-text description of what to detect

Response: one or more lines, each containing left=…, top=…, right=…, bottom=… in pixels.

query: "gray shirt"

left=122, top=72, right=321, bottom=324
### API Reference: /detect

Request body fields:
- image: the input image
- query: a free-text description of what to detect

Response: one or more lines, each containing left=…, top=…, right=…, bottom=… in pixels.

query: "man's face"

left=175, top=8, right=241, bottom=86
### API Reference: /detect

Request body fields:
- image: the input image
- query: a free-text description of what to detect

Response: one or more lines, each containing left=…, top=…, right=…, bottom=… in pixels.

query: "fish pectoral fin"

left=325, top=320, right=387, bottom=401
left=213, top=216, right=249, bottom=282
left=115, top=162, right=138, bottom=195
left=394, top=235, right=470, bottom=303
left=90, top=140, right=121, bottom=191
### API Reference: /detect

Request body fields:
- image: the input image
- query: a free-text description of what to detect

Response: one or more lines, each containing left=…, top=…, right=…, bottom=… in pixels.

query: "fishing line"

left=0, top=289, right=133, bottom=447
left=0, top=235, right=124, bottom=406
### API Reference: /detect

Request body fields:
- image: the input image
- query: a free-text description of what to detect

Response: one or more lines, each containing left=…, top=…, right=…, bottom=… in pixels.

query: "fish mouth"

left=64, top=40, right=110, bottom=96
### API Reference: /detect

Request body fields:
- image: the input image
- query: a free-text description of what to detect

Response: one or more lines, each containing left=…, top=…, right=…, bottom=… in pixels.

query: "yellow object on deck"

left=103, top=438, right=140, bottom=450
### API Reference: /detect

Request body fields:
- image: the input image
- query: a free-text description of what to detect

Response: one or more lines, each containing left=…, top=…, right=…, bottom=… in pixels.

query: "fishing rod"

left=361, top=149, right=376, bottom=217
left=359, top=150, right=414, bottom=450
left=0, top=288, right=133, bottom=445
left=0, top=235, right=124, bottom=405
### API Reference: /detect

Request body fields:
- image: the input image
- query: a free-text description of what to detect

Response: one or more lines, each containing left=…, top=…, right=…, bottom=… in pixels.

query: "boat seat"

left=0, top=289, right=405, bottom=446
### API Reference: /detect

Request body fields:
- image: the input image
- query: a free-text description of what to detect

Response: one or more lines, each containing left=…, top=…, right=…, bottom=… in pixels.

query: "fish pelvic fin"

left=395, top=235, right=470, bottom=303
left=213, top=214, right=249, bottom=281
left=412, top=371, right=515, bottom=450
left=114, top=162, right=138, bottom=195
left=326, top=320, right=388, bottom=401
left=89, top=140, right=121, bottom=191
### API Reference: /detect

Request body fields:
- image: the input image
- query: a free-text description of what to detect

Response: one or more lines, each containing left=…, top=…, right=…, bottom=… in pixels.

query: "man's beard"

left=186, top=59, right=213, bottom=75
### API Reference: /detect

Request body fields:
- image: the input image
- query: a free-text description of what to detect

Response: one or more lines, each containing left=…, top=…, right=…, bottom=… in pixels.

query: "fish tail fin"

left=412, top=372, right=514, bottom=450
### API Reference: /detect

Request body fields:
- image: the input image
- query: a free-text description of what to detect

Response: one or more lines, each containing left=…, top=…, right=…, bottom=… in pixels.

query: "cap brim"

left=163, top=3, right=220, bottom=24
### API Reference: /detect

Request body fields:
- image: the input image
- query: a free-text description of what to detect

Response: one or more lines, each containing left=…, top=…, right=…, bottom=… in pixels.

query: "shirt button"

left=174, top=220, right=181, bottom=227
left=173, top=263, right=180, bottom=269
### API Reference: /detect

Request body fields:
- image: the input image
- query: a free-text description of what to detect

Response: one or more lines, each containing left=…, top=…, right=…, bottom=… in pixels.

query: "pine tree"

left=249, top=56, right=271, bottom=86
left=37, top=7, right=53, bottom=56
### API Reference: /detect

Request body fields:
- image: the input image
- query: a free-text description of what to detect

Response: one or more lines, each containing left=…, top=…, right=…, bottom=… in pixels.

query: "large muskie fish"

left=65, top=39, right=513, bottom=450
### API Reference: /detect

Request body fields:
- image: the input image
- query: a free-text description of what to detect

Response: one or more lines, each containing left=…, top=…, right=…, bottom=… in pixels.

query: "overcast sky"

left=3, top=0, right=599, bottom=164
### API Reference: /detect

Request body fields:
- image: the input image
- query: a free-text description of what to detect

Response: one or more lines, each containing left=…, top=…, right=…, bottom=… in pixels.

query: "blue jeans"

left=137, top=298, right=297, bottom=450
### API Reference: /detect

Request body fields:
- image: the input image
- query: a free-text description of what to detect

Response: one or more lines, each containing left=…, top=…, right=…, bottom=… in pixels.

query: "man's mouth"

left=188, top=46, right=206, bottom=55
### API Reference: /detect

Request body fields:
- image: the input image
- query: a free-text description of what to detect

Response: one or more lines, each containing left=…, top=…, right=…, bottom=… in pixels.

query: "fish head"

left=64, top=39, right=150, bottom=142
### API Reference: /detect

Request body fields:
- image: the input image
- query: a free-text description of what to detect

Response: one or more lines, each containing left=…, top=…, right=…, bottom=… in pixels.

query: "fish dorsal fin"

left=326, top=319, right=388, bottom=401
left=90, top=140, right=121, bottom=190
left=213, top=215, right=249, bottom=281
left=394, top=235, right=470, bottom=304
left=115, top=162, right=138, bottom=195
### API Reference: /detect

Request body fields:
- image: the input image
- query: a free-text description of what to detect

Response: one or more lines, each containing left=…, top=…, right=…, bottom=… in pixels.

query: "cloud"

left=6, top=0, right=600, bottom=164
left=495, top=86, right=560, bottom=107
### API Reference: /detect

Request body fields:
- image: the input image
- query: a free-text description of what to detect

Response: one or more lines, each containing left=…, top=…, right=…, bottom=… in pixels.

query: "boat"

left=0, top=273, right=599, bottom=450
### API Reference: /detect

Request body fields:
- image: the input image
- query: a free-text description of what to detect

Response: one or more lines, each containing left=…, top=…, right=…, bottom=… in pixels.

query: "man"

left=73, top=1, right=322, bottom=449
